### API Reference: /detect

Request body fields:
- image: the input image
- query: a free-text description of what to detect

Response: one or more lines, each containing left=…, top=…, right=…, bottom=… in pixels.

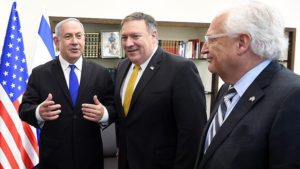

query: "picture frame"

left=101, top=31, right=122, bottom=58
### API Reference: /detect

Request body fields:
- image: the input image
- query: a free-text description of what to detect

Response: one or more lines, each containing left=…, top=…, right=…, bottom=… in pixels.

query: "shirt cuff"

left=35, top=104, right=45, bottom=128
left=99, top=106, right=109, bottom=126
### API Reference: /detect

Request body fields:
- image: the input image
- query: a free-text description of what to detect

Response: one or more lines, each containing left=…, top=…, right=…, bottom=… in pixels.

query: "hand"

left=116, top=147, right=119, bottom=160
left=82, top=95, right=104, bottom=123
left=38, top=93, right=61, bottom=121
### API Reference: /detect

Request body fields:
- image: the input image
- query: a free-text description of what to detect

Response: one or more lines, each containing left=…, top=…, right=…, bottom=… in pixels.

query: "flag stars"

left=2, top=81, right=7, bottom=86
left=1, top=3, right=29, bottom=102
left=11, top=83, right=15, bottom=88
left=10, top=34, right=15, bottom=39
left=3, top=71, right=8, bottom=76
left=5, top=62, right=10, bottom=67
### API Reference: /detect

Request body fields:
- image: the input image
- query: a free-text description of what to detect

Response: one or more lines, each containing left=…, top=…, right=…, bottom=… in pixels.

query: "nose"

left=70, top=36, right=79, bottom=44
left=123, top=37, right=134, bottom=47
left=201, top=42, right=209, bottom=54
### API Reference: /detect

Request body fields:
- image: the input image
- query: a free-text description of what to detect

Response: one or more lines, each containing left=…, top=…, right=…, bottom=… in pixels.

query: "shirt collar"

left=233, top=60, right=271, bottom=97
left=132, top=45, right=158, bottom=71
left=59, top=55, right=83, bottom=71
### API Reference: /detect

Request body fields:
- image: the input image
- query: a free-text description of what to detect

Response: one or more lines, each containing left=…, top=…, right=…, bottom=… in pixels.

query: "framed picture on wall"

left=101, top=31, right=122, bottom=58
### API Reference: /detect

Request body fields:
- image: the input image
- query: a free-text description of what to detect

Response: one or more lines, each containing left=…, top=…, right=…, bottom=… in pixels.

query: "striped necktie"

left=204, top=86, right=237, bottom=153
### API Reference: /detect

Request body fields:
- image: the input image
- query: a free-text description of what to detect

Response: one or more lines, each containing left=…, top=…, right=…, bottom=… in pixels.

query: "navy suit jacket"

left=194, top=61, right=300, bottom=169
left=19, top=57, right=116, bottom=169
left=114, top=47, right=207, bottom=169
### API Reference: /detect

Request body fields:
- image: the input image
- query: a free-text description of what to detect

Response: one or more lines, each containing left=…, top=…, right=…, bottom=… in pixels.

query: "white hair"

left=223, top=1, right=288, bottom=60
left=55, top=18, right=85, bottom=38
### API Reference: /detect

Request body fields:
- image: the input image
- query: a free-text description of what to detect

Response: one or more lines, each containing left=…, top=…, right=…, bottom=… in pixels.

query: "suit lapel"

left=51, top=58, right=73, bottom=107
left=116, top=47, right=163, bottom=119
left=199, top=61, right=281, bottom=168
left=76, top=59, right=90, bottom=109
left=115, top=59, right=132, bottom=117
left=201, top=85, right=264, bottom=167
left=196, top=86, right=227, bottom=164
left=128, top=48, right=163, bottom=117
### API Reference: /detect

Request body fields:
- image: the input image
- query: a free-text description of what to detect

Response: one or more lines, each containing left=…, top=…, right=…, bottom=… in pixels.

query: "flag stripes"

left=0, top=87, right=38, bottom=168
left=38, top=15, right=56, bottom=59
left=0, top=121, right=22, bottom=169
left=0, top=2, right=39, bottom=168
left=0, top=132, right=20, bottom=169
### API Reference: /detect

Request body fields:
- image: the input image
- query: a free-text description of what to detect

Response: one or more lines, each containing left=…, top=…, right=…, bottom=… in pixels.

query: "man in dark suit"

left=194, top=1, right=300, bottom=169
left=19, top=18, right=115, bottom=169
left=114, top=12, right=207, bottom=169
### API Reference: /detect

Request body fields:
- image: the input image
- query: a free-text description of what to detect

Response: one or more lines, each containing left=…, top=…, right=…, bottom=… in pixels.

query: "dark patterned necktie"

left=204, top=87, right=237, bottom=153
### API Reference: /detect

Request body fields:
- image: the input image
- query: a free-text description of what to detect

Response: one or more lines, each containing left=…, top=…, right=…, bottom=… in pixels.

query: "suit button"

left=73, top=115, right=77, bottom=119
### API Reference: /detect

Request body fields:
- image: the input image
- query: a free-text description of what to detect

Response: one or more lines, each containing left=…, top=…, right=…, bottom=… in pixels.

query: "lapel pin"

left=150, top=66, right=155, bottom=70
left=249, top=96, right=255, bottom=102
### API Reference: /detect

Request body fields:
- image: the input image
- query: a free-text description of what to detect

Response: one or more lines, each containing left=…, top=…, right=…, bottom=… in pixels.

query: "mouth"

left=70, top=48, right=80, bottom=53
left=206, top=56, right=212, bottom=62
left=126, top=48, right=138, bottom=53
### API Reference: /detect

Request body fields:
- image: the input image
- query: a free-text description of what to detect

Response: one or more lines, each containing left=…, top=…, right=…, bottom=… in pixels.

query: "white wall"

left=1, top=0, right=299, bottom=73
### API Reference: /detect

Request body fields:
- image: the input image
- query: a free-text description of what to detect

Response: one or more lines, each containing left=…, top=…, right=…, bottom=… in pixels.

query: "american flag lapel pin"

left=249, top=96, right=255, bottom=102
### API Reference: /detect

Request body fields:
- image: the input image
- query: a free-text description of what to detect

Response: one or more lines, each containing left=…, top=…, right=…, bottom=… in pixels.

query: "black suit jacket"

left=19, top=57, right=116, bottom=169
left=115, top=47, right=207, bottom=169
left=194, top=61, right=300, bottom=169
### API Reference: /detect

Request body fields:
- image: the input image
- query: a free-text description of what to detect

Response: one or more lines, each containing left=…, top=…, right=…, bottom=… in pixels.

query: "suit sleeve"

left=19, top=68, right=41, bottom=128
left=173, top=60, right=207, bottom=169
left=99, top=68, right=116, bottom=125
left=269, top=86, right=300, bottom=168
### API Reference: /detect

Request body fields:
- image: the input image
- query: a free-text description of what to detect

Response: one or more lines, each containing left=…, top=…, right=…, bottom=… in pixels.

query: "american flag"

left=0, top=2, right=39, bottom=169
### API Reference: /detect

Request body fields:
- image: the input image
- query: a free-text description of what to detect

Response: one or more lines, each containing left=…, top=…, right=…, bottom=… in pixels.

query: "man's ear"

left=152, top=31, right=158, bottom=39
left=53, top=36, right=59, bottom=51
left=237, top=33, right=251, bottom=55
left=150, top=30, right=158, bottom=45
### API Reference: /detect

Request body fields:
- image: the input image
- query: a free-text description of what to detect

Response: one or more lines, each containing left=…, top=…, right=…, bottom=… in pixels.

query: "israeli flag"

left=30, top=15, right=55, bottom=70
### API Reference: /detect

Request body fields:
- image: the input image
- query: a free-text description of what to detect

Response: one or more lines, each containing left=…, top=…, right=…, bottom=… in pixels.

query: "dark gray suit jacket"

left=194, top=61, right=300, bottom=169
left=19, top=57, right=116, bottom=169
left=114, top=47, right=207, bottom=169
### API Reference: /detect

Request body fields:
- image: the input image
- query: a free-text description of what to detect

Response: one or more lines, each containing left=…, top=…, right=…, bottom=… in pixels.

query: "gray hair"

left=121, top=12, right=157, bottom=33
left=223, top=1, right=288, bottom=60
left=54, top=18, right=85, bottom=38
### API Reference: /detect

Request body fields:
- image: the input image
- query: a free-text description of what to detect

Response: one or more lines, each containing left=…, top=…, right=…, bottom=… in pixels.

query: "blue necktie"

left=69, top=65, right=79, bottom=106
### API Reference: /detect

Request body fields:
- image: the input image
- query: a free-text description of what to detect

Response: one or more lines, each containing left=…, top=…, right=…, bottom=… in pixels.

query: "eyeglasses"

left=204, top=33, right=232, bottom=44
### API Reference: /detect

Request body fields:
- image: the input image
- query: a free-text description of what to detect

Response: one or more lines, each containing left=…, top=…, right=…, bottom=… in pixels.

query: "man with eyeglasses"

left=194, top=1, right=300, bottom=169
